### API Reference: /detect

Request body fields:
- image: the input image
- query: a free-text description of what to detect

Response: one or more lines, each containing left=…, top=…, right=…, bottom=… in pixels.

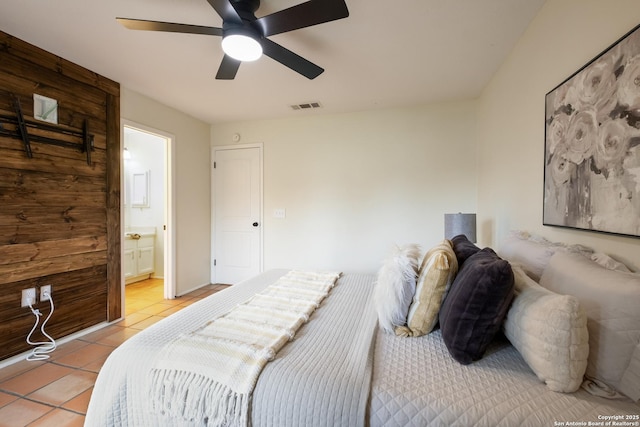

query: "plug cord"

left=25, top=291, right=57, bottom=361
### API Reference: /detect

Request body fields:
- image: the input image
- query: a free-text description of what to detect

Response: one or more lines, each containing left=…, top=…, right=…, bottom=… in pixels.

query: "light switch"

left=273, top=208, right=286, bottom=219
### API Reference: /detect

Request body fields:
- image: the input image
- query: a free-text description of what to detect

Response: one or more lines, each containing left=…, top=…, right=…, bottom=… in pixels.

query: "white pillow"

left=503, top=265, right=589, bottom=392
left=499, top=230, right=605, bottom=281
left=590, top=251, right=632, bottom=273
left=374, top=244, right=421, bottom=333
left=499, top=233, right=561, bottom=281
left=540, top=251, right=640, bottom=401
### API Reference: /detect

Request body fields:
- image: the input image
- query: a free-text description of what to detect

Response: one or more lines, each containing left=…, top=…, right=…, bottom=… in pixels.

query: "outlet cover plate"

left=41, top=285, right=52, bottom=302
left=21, top=288, right=36, bottom=307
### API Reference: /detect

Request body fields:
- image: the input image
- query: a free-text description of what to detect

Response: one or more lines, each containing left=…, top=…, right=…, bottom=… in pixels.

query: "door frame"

left=211, top=143, right=264, bottom=284
left=121, top=119, right=177, bottom=301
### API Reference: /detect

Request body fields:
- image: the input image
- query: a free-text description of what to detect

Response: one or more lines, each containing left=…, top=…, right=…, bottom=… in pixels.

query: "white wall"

left=211, top=101, right=478, bottom=274
left=477, top=0, right=640, bottom=270
left=121, top=88, right=212, bottom=294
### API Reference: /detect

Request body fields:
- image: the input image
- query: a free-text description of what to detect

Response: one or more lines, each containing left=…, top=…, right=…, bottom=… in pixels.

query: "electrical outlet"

left=40, top=285, right=52, bottom=302
left=21, top=288, right=37, bottom=307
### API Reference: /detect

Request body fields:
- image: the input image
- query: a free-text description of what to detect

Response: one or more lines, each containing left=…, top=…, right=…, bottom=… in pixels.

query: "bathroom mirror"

left=131, top=170, right=150, bottom=208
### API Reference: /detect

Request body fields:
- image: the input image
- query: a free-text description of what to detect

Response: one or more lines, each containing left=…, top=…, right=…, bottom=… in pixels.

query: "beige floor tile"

left=53, top=344, right=113, bottom=369
left=61, top=386, right=93, bottom=414
left=157, top=305, right=183, bottom=317
left=138, top=303, right=176, bottom=315
left=0, top=390, right=18, bottom=408
left=27, top=408, right=85, bottom=427
left=179, top=299, right=199, bottom=307
left=0, top=359, right=44, bottom=383
left=129, top=316, right=163, bottom=330
left=77, top=325, right=125, bottom=344
left=82, top=352, right=112, bottom=373
left=185, top=288, right=209, bottom=297
left=95, top=328, right=139, bottom=347
left=49, top=341, right=90, bottom=363
left=28, top=370, right=97, bottom=406
left=124, top=300, right=155, bottom=312
left=114, top=311, right=152, bottom=327
left=0, top=363, right=74, bottom=396
left=0, top=399, right=52, bottom=427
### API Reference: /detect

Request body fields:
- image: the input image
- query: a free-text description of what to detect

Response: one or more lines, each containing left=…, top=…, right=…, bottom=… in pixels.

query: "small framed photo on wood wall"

left=33, top=93, right=58, bottom=124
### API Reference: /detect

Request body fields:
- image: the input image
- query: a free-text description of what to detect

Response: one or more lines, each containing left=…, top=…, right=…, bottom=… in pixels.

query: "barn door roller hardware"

left=0, top=95, right=94, bottom=165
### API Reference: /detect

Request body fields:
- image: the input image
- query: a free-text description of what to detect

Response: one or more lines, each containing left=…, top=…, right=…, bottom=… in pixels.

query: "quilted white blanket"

left=150, top=271, right=340, bottom=425
left=85, top=270, right=378, bottom=427
left=370, top=329, right=640, bottom=426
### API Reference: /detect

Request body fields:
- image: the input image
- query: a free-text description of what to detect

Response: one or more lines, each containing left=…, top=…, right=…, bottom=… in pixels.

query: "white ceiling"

left=0, top=0, right=545, bottom=124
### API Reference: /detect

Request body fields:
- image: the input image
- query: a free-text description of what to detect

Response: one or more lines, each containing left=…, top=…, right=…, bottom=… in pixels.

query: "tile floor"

left=0, top=279, right=229, bottom=427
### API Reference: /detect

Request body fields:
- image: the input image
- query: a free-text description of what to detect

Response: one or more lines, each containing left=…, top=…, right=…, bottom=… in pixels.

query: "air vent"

left=290, top=102, right=322, bottom=110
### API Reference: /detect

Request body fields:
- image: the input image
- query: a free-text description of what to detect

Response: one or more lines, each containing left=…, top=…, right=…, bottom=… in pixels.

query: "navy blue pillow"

left=451, top=234, right=480, bottom=266
left=438, top=247, right=515, bottom=365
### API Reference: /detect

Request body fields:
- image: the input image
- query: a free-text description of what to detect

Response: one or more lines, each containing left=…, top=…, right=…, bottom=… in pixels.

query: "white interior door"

left=213, top=145, right=262, bottom=284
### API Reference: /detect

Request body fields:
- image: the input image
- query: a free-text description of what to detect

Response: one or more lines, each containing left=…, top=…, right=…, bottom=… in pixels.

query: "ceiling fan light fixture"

left=222, top=32, right=262, bottom=62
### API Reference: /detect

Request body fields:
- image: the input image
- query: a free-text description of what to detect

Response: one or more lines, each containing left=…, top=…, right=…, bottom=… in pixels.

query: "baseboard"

left=0, top=320, right=114, bottom=370
left=176, top=282, right=213, bottom=297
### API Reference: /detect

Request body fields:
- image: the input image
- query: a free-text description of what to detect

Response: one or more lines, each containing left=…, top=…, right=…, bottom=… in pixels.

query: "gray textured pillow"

left=540, top=251, right=640, bottom=401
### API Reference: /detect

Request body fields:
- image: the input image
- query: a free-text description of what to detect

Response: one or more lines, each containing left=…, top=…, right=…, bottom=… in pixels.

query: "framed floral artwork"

left=544, top=23, right=640, bottom=238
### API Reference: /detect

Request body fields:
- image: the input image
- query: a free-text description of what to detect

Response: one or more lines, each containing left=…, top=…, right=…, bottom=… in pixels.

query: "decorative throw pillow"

left=540, top=251, right=640, bottom=401
left=590, top=251, right=631, bottom=273
left=503, top=265, right=589, bottom=392
left=498, top=232, right=562, bottom=281
left=395, top=240, right=458, bottom=337
left=439, top=247, right=515, bottom=365
left=450, top=234, right=480, bottom=267
left=373, top=244, right=421, bottom=333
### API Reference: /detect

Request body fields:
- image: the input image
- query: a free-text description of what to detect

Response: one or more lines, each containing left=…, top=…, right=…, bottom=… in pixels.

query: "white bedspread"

left=85, top=270, right=378, bottom=427
left=86, top=270, right=640, bottom=427
left=370, top=329, right=640, bottom=427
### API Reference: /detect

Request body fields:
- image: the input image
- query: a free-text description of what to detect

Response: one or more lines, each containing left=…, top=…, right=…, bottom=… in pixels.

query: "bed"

left=86, top=235, right=640, bottom=426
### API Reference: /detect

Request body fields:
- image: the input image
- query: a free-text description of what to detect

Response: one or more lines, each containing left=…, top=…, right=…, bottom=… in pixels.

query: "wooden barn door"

left=0, top=31, right=121, bottom=360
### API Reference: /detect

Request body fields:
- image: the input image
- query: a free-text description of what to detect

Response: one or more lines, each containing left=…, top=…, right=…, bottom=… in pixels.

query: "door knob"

left=252, top=222, right=259, bottom=227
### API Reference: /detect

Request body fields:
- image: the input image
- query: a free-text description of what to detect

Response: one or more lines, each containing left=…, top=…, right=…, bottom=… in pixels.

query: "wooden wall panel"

left=0, top=31, right=120, bottom=360
left=0, top=266, right=108, bottom=358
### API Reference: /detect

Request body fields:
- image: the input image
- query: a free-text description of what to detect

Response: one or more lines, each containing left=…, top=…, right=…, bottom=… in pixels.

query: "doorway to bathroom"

left=122, top=121, right=175, bottom=309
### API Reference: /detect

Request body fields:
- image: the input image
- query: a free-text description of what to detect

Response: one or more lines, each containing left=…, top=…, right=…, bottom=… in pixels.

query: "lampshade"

left=221, top=31, right=262, bottom=62
left=444, top=213, right=477, bottom=243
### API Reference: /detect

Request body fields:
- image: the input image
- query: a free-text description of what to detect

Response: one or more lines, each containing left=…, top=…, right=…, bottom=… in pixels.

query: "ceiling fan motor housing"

left=224, top=0, right=263, bottom=38
left=230, top=0, right=260, bottom=21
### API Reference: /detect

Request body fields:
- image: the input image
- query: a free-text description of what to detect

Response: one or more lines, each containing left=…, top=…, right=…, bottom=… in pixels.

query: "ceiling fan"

left=116, top=0, right=349, bottom=80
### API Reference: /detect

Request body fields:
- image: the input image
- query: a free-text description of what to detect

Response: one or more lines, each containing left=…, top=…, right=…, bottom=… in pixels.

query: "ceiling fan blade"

left=117, top=18, right=223, bottom=36
left=216, top=55, right=241, bottom=80
left=261, top=38, right=323, bottom=79
left=206, top=0, right=242, bottom=24
left=256, top=0, right=349, bottom=37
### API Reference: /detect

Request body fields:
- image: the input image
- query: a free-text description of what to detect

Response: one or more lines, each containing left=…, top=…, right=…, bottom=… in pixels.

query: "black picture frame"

left=544, top=23, right=640, bottom=238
